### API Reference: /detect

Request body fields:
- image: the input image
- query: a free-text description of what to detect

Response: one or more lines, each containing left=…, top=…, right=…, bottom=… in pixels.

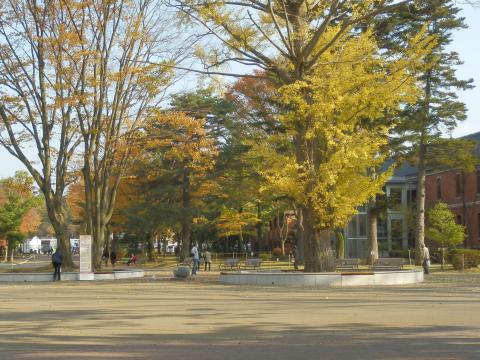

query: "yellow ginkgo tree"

left=172, top=0, right=433, bottom=271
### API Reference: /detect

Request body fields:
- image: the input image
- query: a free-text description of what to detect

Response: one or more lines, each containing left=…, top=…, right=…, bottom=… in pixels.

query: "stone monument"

left=79, top=235, right=94, bottom=280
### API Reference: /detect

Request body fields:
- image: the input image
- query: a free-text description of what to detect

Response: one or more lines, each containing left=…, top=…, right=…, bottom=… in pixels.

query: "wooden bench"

left=335, top=258, right=360, bottom=270
left=241, top=258, right=262, bottom=270
left=219, top=258, right=240, bottom=271
left=371, top=258, right=405, bottom=270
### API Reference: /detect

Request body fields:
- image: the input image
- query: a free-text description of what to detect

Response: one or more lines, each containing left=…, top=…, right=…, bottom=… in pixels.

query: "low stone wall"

left=0, top=269, right=144, bottom=282
left=219, top=270, right=424, bottom=287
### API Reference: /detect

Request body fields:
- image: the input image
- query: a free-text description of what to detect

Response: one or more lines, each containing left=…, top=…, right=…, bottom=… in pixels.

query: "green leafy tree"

left=0, top=172, right=40, bottom=262
left=426, top=202, right=465, bottom=248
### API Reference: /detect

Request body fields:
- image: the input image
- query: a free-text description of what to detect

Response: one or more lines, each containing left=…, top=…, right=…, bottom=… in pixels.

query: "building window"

left=358, top=214, right=367, bottom=237
left=455, top=173, right=463, bottom=197
left=388, top=187, right=402, bottom=209
left=391, top=219, right=404, bottom=250
left=478, top=213, right=480, bottom=238
left=407, top=189, right=417, bottom=204
left=456, top=214, right=462, bottom=225
left=377, top=218, right=387, bottom=239
left=436, top=178, right=442, bottom=200
left=348, top=216, right=358, bottom=238
left=348, top=214, right=367, bottom=238
left=477, top=169, right=480, bottom=194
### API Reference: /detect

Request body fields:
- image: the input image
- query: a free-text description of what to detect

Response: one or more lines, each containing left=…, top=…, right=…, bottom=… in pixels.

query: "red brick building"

left=425, top=132, right=480, bottom=249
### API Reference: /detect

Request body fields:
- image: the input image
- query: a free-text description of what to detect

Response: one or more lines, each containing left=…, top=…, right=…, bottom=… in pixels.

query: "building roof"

left=379, top=158, right=417, bottom=181
left=381, top=130, right=480, bottom=182
left=392, top=161, right=418, bottom=178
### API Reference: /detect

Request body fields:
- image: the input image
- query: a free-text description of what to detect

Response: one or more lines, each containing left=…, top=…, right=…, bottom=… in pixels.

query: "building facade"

left=345, top=131, right=480, bottom=258
left=425, top=132, right=480, bottom=249
left=345, top=162, right=417, bottom=258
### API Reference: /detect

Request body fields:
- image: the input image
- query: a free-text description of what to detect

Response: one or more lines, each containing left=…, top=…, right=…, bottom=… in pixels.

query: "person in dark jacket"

left=52, top=249, right=64, bottom=281
left=292, top=245, right=299, bottom=270
left=110, top=251, right=117, bottom=267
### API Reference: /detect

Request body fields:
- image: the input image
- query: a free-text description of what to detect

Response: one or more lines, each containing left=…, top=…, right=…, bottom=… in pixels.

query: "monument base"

left=79, top=272, right=95, bottom=281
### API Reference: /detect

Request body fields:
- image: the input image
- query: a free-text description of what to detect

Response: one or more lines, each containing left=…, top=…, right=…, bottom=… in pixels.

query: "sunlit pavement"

left=0, top=272, right=479, bottom=359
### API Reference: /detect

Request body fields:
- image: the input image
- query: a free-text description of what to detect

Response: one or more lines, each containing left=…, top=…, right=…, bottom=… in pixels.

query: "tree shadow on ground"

left=0, top=314, right=479, bottom=360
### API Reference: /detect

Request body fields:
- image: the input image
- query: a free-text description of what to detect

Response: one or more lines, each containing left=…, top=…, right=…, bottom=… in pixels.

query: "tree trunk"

left=180, top=169, right=191, bottom=261
left=162, top=237, right=168, bottom=256
left=92, top=227, right=105, bottom=271
left=461, top=171, right=468, bottom=248
left=146, top=233, right=155, bottom=261
left=336, top=231, right=345, bottom=259
left=256, top=202, right=262, bottom=252
left=415, top=142, right=427, bottom=265
left=295, top=208, right=305, bottom=263
left=180, top=220, right=191, bottom=261
left=43, top=192, right=74, bottom=268
left=48, top=210, right=73, bottom=269
left=415, top=68, right=432, bottom=266
left=103, top=227, right=110, bottom=269
left=303, top=206, right=335, bottom=272
left=368, top=199, right=379, bottom=264
left=55, top=227, right=72, bottom=269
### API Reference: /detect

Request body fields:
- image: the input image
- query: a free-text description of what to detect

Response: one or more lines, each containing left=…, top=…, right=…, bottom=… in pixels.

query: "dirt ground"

left=0, top=272, right=479, bottom=360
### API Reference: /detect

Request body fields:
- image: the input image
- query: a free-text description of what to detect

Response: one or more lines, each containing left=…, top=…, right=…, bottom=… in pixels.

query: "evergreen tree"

left=376, top=0, right=474, bottom=264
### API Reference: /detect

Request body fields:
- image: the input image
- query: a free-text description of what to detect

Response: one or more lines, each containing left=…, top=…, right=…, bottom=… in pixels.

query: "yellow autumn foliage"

left=255, top=27, right=433, bottom=229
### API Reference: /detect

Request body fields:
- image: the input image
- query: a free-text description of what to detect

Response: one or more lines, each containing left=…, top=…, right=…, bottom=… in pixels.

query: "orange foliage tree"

left=116, top=111, right=218, bottom=260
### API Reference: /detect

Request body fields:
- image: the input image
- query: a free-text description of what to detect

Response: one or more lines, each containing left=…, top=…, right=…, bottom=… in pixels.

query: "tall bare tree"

left=0, top=0, right=84, bottom=267
left=62, top=0, right=180, bottom=269
left=1, top=0, right=181, bottom=269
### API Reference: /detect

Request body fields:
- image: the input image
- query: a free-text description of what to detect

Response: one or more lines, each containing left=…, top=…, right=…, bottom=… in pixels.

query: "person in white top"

left=191, top=244, right=199, bottom=276
left=421, top=244, right=430, bottom=274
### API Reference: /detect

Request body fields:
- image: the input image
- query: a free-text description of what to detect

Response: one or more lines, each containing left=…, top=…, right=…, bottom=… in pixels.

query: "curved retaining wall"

left=220, top=270, right=424, bottom=287
left=0, top=269, right=144, bottom=282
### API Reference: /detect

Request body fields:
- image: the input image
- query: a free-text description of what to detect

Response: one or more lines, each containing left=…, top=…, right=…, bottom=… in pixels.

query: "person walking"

left=51, top=249, right=64, bottom=281
left=421, top=244, right=430, bottom=274
left=191, top=243, right=199, bottom=276
left=293, top=245, right=299, bottom=270
left=102, top=249, right=109, bottom=268
left=204, top=250, right=212, bottom=271
left=110, top=251, right=117, bottom=267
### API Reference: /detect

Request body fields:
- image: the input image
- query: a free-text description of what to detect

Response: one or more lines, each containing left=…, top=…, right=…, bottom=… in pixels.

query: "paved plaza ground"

left=0, top=272, right=479, bottom=360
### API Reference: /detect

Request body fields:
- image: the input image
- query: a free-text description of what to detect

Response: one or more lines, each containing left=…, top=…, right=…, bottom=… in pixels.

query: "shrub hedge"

left=449, top=249, right=480, bottom=270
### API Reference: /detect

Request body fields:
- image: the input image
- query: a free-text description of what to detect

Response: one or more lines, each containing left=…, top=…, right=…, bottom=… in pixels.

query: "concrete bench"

left=219, top=258, right=240, bottom=271
left=241, top=258, right=262, bottom=270
left=335, top=258, right=360, bottom=270
left=371, top=258, right=405, bottom=270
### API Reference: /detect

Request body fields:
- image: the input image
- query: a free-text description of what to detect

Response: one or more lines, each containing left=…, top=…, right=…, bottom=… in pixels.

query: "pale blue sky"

left=0, top=4, right=479, bottom=178
left=450, top=4, right=480, bottom=137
